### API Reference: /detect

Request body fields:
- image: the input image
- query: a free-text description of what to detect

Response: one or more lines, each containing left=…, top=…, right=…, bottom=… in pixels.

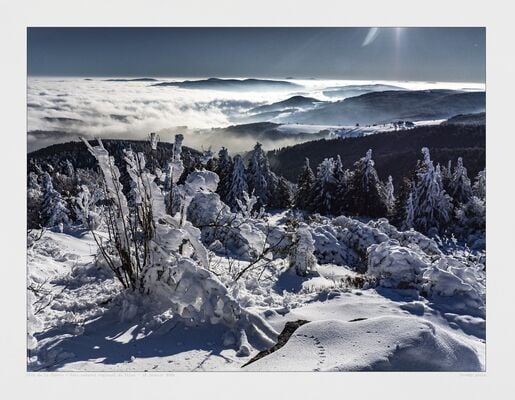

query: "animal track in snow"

left=296, top=333, right=327, bottom=371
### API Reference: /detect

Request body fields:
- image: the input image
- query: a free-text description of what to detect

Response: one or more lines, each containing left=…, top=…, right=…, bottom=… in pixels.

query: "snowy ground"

left=27, top=227, right=485, bottom=372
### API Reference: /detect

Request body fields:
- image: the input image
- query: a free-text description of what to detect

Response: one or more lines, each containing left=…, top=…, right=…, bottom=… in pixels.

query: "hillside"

left=267, top=124, right=485, bottom=185
left=284, top=90, right=485, bottom=125
left=442, top=112, right=486, bottom=126
left=28, top=139, right=201, bottom=173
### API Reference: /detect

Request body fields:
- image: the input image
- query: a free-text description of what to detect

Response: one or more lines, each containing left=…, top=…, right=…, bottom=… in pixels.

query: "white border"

left=1, top=0, right=514, bottom=398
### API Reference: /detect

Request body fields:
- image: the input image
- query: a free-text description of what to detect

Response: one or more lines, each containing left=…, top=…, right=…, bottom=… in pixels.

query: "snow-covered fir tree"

left=27, top=172, right=43, bottom=228
left=391, top=177, right=413, bottom=227
left=448, top=157, right=472, bottom=205
left=226, top=154, right=249, bottom=211
left=65, top=159, right=75, bottom=179
left=455, top=195, right=485, bottom=235
left=294, top=158, right=315, bottom=210
left=472, top=169, right=486, bottom=200
left=403, top=190, right=415, bottom=230
left=289, top=223, right=317, bottom=277
left=275, top=176, right=294, bottom=209
left=247, top=142, right=277, bottom=208
left=310, top=158, right=337, bottom=214
left=41, top=172, right=70, bottom=232
left=344, top=149, right=388, bottom=217
left=385, top=175, right=396, bottom=214
left=74, top=184, right=102, bottom=230
left=215, top=147, right=233, bottom=204
left=333, top=155, right=350, bottom=213
left=411, top=148, right=453, bottom=234
left=440, top=159, right=452, bottom=192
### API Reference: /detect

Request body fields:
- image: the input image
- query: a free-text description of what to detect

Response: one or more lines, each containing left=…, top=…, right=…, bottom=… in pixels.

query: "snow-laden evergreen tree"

left=441, top=159, right=452, bottom=192
left=65, top=159, right=75, bottom=179
left=27, top=172, right=43, bottom=228
left=226, top=154, right=249, bottom=211
left=74, top=184, right=102, bottom=230
left=332, top=155, right=349, bottom=213
left=41, top=172, right=70, bottom=231
left=403, top=191, right=415, bottom=230
left=391, top=177, right=412, bottom=227
left=247, top=142, right=277, bottom=208
left=289, top=223, right=317, bottom=277
left=472, top=169, right=486, bottom=200
left=448, top=157, right=472, bottom=205
left=275, top=176, right=294, bottom=209
left=344, top=149, right=388, bottom=217
left=385, top=175, right=396, bottom=214
left=294, top=158, right=315, bottom=210
left=215, top=147, right=233, bottom=204
left=310, top=158, right=337, bottom=214
left=411, top=148, right=453, bottom=234
left=455, top=195, right=485, bottom=235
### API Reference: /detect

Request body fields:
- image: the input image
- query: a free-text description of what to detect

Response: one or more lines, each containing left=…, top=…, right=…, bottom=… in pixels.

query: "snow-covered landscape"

left=27, top=132, right=486, bottom=372
left=25, top=26, right=487, bottom=373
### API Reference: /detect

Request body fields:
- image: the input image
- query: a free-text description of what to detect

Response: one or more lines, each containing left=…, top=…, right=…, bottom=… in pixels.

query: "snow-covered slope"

left=27, top=225, right=485, bottom=372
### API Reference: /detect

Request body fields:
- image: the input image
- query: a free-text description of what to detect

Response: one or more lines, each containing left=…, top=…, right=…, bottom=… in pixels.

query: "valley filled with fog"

left=28, top=77, right=485, bottom=152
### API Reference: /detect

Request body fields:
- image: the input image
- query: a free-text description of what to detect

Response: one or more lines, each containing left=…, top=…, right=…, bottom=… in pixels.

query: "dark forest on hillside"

left=267, top=124, right=485, bottom=186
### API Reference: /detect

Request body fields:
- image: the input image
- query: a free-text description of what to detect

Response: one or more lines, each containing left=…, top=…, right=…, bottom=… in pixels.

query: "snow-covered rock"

left=245, top=316, right=482, bottom=371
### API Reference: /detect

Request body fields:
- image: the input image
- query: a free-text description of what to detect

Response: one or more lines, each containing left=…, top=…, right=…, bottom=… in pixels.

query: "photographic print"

left=26, top=27, right=486, bottom=372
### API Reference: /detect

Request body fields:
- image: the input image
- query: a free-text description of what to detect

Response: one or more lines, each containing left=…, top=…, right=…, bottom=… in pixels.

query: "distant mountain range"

left=152, top=78, right=302, bottom=91
left=278, top=89, right=485, bottom=125
left=206, top=122, right=328, bottom=143
left=249, top=95, right=322, bottom=114
left=322, top=83, right=406, bottom=98
left=104, top=78, right=159, bottom=82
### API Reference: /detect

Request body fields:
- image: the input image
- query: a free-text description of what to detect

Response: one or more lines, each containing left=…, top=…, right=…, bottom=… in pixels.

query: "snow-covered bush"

left=369, top=218, right=442, bottom=257
left=289, top=223, right=317, bottom=276
left=236, top=190, right=263, bottom=219
left=187, top=191, right=268, bottom=260
left=367, top=240, right=429, bottom=289
left=141, top=256, right=277, bottom=354
left=81, top=138, right=278, bottom=355
left=422, top=256, right=485, bottom=314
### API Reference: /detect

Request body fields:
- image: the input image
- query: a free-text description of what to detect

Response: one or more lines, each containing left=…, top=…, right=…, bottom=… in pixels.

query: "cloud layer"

left=27, top=78, right=485, bottom=153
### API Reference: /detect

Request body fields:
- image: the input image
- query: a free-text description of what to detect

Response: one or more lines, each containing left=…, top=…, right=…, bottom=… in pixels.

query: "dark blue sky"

left=27, top=27, right=485, bottom=82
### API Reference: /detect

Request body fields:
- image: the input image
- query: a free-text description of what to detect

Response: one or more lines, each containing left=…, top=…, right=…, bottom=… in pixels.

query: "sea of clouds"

left=27, top=77, right=485, bottom=153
